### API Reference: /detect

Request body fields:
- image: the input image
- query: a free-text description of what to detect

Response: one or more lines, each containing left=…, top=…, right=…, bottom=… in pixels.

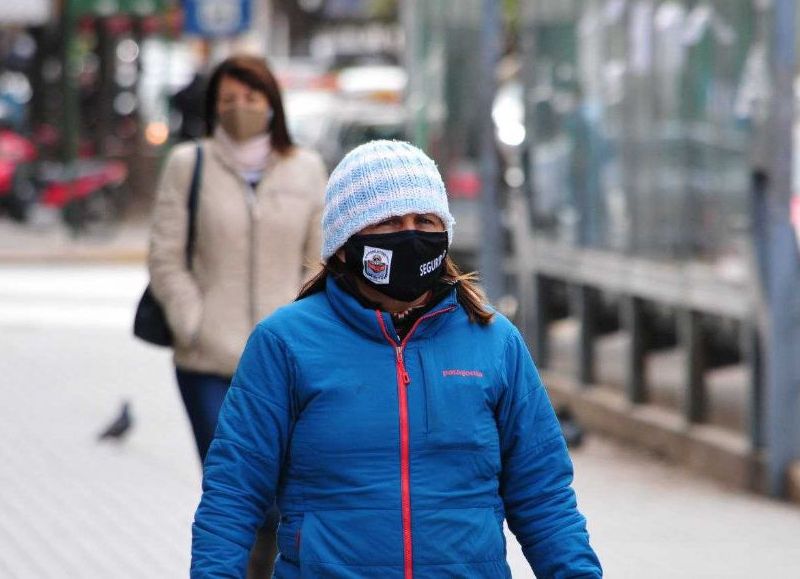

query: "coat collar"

left=325, top=276, right=458, bottom=346
left=207, top=136, right=278, bottom=182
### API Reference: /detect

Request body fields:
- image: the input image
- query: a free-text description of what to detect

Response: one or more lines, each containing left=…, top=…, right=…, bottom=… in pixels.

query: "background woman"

left=191, top=140, right=600, bottom=578
left=148, top=54, right=327, bottom=577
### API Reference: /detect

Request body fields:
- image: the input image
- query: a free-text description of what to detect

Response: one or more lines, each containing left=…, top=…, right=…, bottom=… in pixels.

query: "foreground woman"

left=191, top=140, right=601, bottom=578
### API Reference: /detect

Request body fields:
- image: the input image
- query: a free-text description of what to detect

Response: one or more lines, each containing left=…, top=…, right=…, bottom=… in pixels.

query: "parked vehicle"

left=318, top=100, right=407, bottom=170
left=37, top=158, right=128, bottom=234
left=0, top=111, right=128, bottom=233
left=0, top=126, right=37, bottom=222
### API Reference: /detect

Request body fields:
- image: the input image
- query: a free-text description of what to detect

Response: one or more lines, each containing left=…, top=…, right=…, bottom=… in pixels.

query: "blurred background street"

left=3, top=0, right=800, bottom=576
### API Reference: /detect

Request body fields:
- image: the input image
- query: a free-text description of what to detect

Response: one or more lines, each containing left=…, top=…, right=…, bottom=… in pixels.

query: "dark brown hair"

left=205, top=54, right=294, bottom=154
left=297, top=256, right=494, bottom=325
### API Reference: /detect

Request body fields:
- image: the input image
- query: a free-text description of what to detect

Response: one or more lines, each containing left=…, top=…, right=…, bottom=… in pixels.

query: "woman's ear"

left=336, top=248, right=346, bottom=263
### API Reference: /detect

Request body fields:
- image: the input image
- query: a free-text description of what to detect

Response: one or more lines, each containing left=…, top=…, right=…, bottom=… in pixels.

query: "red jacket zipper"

left=375, top=306, right=456, bottom=579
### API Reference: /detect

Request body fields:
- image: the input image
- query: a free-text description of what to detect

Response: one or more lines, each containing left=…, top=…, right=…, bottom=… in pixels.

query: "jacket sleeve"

left=301, top=153, right=327, bottom=282
left=191, top=324, right=294, bottom=578
left=147, top=145, right=203, bottom=346
left=496, top=329, right=602, bottom=578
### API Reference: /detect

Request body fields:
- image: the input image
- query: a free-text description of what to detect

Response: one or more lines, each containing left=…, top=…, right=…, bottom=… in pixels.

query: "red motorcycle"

left=0, top=124, right=128, bottom=232
left=0, top=127, right=38, bottom=222
left=37, top=158, right=128, bottom=233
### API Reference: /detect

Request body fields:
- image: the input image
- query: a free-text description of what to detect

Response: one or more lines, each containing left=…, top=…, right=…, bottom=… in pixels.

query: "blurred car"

left=335, top=64, right=406, bottom=101
left=318, top=100, right=407, bottom=170
left=284, top=89, right=337, bottom=150
left=315, top=64, right=408, bottom=168
left=276, top=60, right=410, bottom=168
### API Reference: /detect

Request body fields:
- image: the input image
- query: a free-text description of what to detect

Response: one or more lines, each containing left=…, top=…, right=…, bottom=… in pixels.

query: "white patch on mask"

left=362, top=246, right=392, bottom=284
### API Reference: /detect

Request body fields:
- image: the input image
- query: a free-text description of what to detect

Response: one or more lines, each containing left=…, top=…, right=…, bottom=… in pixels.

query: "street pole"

left=763, top=0, right=800, bottom=497
left=60, top=0, right=79, bottom=184
left=478, top=0, right=504, bottom=302
left=401, top=0, right=425, bottom=148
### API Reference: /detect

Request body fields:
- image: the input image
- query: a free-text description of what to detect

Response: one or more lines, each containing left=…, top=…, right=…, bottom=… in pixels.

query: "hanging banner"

left=0, top=1, right=52, bottom=24
left=71, top=0, right=166, bottom=17
left=183, top=0, right=251, bottom=37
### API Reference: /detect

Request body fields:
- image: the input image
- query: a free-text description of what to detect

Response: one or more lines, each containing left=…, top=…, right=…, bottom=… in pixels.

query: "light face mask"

left=218, top=106, right=272, bottom=141
left=342, top=230, right=449, bottom=302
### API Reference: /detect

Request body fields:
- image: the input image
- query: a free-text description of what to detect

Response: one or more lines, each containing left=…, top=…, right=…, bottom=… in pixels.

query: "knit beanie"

left=321, top=140, right=455, bottom=260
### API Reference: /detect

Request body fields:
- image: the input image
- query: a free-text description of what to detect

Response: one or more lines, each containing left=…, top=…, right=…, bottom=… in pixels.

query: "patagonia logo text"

left=442, top=369, right=484, bottom=378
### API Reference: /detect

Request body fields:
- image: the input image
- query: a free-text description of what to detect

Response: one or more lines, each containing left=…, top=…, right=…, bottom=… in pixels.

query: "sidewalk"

left=1, top=262, right=799, bottom=577
left=0, top=215, right=148, bottom=263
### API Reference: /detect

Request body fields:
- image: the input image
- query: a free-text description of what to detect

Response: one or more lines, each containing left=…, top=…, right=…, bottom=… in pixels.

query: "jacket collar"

left=325, top=276, right=458, bottom=345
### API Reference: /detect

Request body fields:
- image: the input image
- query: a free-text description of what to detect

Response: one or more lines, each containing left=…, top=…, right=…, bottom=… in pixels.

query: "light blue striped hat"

left=321, top=140, right=455, bottom=259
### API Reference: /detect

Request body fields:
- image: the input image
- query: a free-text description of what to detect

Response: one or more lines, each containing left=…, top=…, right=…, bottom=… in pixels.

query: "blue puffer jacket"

left=192, top=277, right=601, bottom=578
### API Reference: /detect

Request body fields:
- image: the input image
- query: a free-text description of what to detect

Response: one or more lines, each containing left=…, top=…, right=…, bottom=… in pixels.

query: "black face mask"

left=342, top=230, right=449, bottom=302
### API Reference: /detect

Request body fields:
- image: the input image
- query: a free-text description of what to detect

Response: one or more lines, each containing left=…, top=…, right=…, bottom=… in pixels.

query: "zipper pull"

left=396, top=347, right=411, bottom=385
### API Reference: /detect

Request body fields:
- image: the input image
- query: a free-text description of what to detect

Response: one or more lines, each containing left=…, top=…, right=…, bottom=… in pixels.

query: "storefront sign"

left=72, top=0, right=165, bottom=17
left=183, top=0, right=251, bottom=37
left=0, top=1, right=52, bottom=24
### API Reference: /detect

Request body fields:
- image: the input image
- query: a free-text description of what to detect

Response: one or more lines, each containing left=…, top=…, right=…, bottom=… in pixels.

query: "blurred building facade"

left=508, top=0, right=799, bottom=500
left=402, top=0, right=800, bottom=501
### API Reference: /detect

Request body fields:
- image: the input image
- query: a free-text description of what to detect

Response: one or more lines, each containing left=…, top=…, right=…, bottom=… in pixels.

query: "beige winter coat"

left=148, top=139, right=327, bottom=376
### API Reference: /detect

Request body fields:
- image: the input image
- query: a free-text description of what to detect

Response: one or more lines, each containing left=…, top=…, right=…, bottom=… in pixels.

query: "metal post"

left=478, top=0, right=504, bottom=302
left=575, top=285, right=598, bottom=386
left=96, top=18, right=114, bottom=156
left=251, top=0, right=271, bottom=57
left=60, top=0, right=79, bottom=169
left=763, top=0, right=800, bottom=497
left=531, top=274, right=550, bottom=369
left=29, top=26, right=48, bottom=130
left=402, top=0, right=426, bottom=148
left=741, top=321, right=763, bottom=450
left=623, top=296, right=647, bottom=404
left=679, top=309, right=707, bottom=424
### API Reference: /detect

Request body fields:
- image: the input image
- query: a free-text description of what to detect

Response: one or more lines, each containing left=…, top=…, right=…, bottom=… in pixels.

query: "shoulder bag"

left=133, top=144, right=203, bottom=346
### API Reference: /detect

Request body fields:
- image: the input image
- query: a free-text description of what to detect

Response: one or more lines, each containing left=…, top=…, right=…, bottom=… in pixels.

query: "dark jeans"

left=176, top=368, right=231, bottom=462
left=176, top=367, right=279, bottom=578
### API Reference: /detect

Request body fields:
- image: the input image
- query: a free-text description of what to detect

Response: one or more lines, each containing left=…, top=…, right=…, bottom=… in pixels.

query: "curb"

left=0, top=247, right=147, bottom=264
left=788, top=461, right=800, bottom=504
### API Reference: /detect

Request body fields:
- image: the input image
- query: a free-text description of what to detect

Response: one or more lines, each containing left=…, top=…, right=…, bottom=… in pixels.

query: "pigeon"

left=556, top=406, right=584, bottom=449
left=97, top=401, right=133, bottom=441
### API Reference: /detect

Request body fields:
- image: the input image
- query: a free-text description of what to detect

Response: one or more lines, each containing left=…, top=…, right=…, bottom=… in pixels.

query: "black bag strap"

left=185, top=143, right=204, bottom=268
